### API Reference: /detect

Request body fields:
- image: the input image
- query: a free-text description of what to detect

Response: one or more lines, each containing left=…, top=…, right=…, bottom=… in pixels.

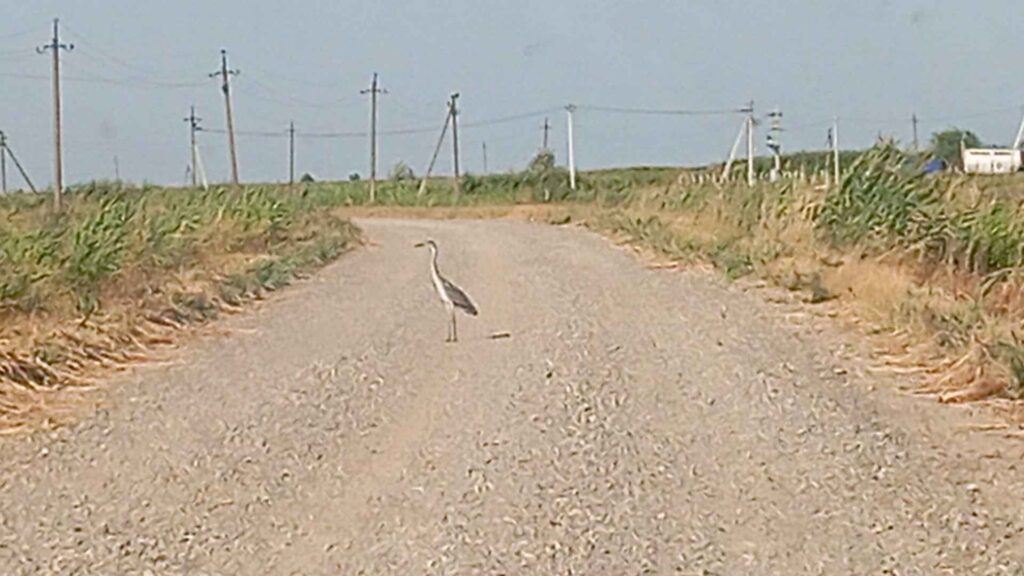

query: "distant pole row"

left=16, top=19, right=886, bottom=209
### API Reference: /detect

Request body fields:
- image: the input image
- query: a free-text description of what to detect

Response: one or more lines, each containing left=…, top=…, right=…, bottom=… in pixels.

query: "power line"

left=244, top=75, right=357, bottom=110
left=460, top=107, right=561, bottom=128
left=576, top=104, right=744, bottom=116
left=0, top=28, right=36, bottom=41
left=0, top=68, right=205, bottom=89
left=60, top=22, right=201, bottom=84
left=62, top=60, right=207, bottom=89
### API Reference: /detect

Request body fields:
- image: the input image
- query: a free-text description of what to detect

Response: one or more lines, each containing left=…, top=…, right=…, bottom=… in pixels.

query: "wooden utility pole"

left=210, top=49, right=240, bottom=186
left=417, top=104, right=453, bottom=197
left=566, top=105, right=577, bottom=190
left=37, top=18, right=72, bottom=212
left=449, top=92, right=461, bottom=196
left=361, top=73, right=387, bottom=203
left=911, top=113, right=919, bottom=152
left=288, top=121, right=296, bottom=185
left=183, top=106, right=202, bottom=188
left=542, top=117, right=550, bottom=150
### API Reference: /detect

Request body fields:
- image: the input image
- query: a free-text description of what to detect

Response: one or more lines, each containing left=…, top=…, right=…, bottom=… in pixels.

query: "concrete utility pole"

left=113, top=155, right=120, bottom=181
left=766, top=107, right=783, bottom=182
left=911, top=113, right=919, bottom=152
left=566, top=104, right=577, bottom=190
left=361, top=73, right=387, bottom=203
left=542, top=117, right=551, bottom=150
left=832, top=117, right=841, bottom=186
left=743, top=100, right=755, bottom=186
left=209, top=49, right=240, bottom=186
left=482, top=141, right=488, bottom=174
left=183, top=106, right=202, bottom=188
left=417, top=104, right=453, bottom=197
left=722, top=118, right=746, bottom=181
left=37, top=18, right=73, bottom=212
left=0, top=131, right=38, bottom=193
left=1012, top=108, right=1024, bottom=150
left=0, top=131, right=6, bottom=193
left=288, top=121, right=296, bottom=185
left=449, top=92, right=461, bottom=197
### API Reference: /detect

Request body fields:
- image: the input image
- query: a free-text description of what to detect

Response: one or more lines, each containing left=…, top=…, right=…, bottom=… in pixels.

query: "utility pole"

left=209, top=49, right=240, bottom=186
left=722, top=117, right=746, bottom=181
left=113, top=155, right=120, bottom=181
left=766, top=107, right=783, bottom=182
left=482, top=141, right=488, bottom=174
left=742, top=100, right=755, bottom=186
left=417, top=104, right=453, bottom=197
left=911, top=113, right=919, bottom=153
left=832, top=116, right=841, bottom=186
left=361, top=73, right=387, bottom=203
left=449, top=92, right=461, bottom=197
left=566, top=104, right=577, bottom=190
left=0, top=131, right=37, bottom=193
left=1012, top=107, right=1024, bottom=151
left=183, top=106, right=202, bottom=188
left=542, top=117, right=551, bottom=150
left=37, top=18, right=72, bottom=212
left=0, top=131, right=6, bottom=193
left=288, top=121, right=296, bottom=185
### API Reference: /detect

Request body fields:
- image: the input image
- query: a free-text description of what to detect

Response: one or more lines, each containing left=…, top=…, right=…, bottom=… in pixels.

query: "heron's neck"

left=429, top=247, right=441, bottom=279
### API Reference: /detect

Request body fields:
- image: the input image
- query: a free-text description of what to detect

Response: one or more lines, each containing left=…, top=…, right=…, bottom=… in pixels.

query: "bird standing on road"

left=414, top=239, right=479, bottom=342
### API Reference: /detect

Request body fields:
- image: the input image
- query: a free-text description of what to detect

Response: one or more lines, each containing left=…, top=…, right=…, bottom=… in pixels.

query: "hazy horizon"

left=1, top=1, right=1022, bottom=189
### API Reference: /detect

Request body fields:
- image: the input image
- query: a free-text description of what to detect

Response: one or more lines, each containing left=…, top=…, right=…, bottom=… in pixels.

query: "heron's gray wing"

left=441, top=277, right=479, bottom=316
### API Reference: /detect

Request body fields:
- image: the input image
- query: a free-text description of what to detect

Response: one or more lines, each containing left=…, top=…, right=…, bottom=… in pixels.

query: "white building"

left=962, top=148, right=1022, bottom=174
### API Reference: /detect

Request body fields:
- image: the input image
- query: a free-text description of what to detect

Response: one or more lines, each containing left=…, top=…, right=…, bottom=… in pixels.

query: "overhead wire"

left=576, top=104, right=744, bottom=116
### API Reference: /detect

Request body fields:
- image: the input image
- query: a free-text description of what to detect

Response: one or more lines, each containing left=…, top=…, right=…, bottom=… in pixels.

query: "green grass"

left=7, top=149, right=1024, bottom=421
left=0, top=182, right=360, bottom=426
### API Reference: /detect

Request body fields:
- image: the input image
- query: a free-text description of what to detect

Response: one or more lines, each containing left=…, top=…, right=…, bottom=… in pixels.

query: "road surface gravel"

left=1, top=218, right=1023, bottom=575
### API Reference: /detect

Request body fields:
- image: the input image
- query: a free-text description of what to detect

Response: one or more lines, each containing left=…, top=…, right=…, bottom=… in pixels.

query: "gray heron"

left=414, top=239, right=479, bottom=342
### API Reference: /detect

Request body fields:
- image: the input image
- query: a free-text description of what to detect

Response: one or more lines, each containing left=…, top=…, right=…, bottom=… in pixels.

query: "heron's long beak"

left=413, top=242, right=425, bottom=248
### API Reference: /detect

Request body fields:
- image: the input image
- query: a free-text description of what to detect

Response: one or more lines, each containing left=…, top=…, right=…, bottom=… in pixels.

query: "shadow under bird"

left=414, top=239, right=478, bottom=342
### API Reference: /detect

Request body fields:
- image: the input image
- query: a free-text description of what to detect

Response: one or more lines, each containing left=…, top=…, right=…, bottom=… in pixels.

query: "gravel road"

left=2, top=218, right=1023, bottom=575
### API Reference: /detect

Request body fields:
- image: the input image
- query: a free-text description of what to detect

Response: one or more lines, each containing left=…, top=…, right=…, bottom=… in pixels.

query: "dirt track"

left=2, top=218, right=1023, bottom=574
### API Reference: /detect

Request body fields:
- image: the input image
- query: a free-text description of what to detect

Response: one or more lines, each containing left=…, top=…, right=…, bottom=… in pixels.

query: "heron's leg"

left=452, top=310, right=458, bottom=342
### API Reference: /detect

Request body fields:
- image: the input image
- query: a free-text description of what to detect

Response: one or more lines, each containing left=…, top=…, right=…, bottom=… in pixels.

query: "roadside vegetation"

left=6, top=141, right=1024, bottom=431
left=572, top=145, right=1024, bottom=410
left=0, top=183, right=358, bottom=431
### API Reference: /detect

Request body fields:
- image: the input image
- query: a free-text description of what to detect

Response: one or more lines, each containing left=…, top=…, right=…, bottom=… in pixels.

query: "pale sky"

left=0, top=1, right=1021, bottom=188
